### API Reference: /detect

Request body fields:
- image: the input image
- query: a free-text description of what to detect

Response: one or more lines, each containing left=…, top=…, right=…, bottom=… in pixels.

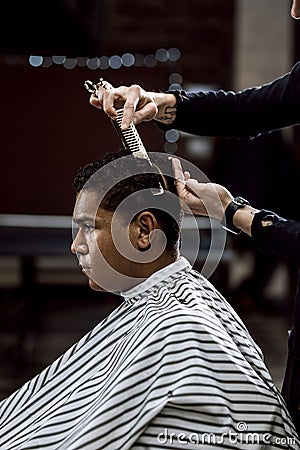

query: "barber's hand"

left=171, top=158, right=233, bottom=220
left=89, top=82, right=158, bottom=130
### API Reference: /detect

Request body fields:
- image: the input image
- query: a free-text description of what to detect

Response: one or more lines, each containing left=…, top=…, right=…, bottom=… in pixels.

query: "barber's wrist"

left=233, top=206, right=259, bottom=236
left=153, top=93, right=177, bottom=124
left=221, top=196, right=258, bottom=235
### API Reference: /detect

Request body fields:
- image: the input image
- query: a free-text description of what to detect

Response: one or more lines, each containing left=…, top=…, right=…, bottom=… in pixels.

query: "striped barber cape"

left=0, top=257, right=299, bottom=449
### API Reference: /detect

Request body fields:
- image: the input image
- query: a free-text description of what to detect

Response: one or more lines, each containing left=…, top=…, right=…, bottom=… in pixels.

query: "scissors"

left=84, top=78, right=164, bottom=195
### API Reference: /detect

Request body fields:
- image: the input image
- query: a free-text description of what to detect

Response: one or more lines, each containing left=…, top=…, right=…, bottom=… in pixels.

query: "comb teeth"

left=115, top=108, right=164, bottom=196
left=115, top=109, right=151, bottom=163
left=83, top=79, right=164, bottom=195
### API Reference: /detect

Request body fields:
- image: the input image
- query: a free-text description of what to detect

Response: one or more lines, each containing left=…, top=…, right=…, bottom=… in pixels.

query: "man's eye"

left=83, top=224, right=95, bottom=232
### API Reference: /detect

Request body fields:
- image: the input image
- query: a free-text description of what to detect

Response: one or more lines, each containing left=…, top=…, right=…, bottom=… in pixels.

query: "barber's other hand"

left=171, top=158, right=233, bottom=220
left=89, top=83, right=158, bottom=130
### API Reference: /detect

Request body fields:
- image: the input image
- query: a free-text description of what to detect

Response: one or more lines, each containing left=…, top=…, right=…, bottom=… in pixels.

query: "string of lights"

left=28, top=48, right=181, bottom=70
left=25, top=48, right=183, bottom=153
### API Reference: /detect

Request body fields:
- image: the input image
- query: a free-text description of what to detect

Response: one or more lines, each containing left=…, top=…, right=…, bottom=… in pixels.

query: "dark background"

left=0, top=0, right=235, bottom=215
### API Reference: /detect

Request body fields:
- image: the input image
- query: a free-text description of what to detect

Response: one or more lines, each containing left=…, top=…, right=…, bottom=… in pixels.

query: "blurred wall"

left=0, top=62, right=167, bottom=215
left=234, top=0, right=292, bottom=89
left=0, top=0, right=236, bottom=216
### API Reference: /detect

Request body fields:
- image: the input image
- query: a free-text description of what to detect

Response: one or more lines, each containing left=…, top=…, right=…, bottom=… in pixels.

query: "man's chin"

left=88, top=278, right=120, bottom=293
left=83, top=269, right=136, bottom=294
left=88, top=278, right=106, bottom=292
left=81, top=268, right=106, bottom=292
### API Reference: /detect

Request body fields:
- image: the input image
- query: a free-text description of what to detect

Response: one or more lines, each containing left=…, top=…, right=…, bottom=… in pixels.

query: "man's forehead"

left=73, top=190, right=101, bottom=221
left=73, top=189, right=130, bottom=226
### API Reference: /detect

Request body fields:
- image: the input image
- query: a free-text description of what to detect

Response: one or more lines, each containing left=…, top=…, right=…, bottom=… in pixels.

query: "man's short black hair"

left=73, top=149, right=183, bottom=255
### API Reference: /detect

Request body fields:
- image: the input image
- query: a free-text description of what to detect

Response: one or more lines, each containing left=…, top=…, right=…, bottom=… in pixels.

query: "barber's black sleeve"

left=158, top=61, right=300, bottom=139
left=251, top=210, right=300, bottom=266
left=251, top=210, right=300, bottom=435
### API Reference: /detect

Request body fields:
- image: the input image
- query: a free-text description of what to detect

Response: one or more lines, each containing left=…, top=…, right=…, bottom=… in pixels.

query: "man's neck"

left=118, top=252, right=179, bottom=294
left=125, top=251, right=178, bottom=288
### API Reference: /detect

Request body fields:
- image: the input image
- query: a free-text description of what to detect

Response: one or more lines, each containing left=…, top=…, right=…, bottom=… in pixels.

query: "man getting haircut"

left=0, top=149, right=298, bottom=449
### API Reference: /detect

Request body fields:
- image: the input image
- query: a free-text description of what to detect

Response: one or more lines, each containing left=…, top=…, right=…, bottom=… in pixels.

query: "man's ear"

left=135, top=211, right=159, bottom=251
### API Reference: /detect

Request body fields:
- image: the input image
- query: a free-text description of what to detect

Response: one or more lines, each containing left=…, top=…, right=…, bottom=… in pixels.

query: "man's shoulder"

left=159, top=266, right=223, bottom=303
left=141, top=282, right=225, bottom=334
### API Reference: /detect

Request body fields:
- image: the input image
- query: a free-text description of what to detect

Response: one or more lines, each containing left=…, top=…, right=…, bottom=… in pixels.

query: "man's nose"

left=291, top=0, right=300, bottom=18
left=71, top=230, right=88, bottom=255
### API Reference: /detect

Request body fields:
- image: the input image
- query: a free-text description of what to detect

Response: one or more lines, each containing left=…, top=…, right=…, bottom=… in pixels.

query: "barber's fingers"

left=101, top=85, right=133, bottom=119
left=131, top=102, right=158, bottom=128
left=89, top=79, right=114, bottom=109
left=89, top=83, right=157, bottom=130
left=171, top=159, right=200, bottom=206
left=102, top=89, right=122, bottom=119
left=90, top=93, right=101, bottom=108
left=170, top=158, right=184, bottom=181
left=121, top=85, right=143, bottom=129
left=122, top=85, right=157, bottom=129
left=94, top=83, right=146, bottom=127
left=89, top=84, right=127, bottom=118
left=171, top=161, right=190, bottom=205
left=171, top=158, right=199, bottom=194
left=98, top=79, right=114, bottom=90
left=185, top=179, right=202, bottom=198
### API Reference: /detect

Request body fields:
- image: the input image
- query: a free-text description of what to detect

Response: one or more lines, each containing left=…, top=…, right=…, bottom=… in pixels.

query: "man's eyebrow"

left=72, top=215, right=96, bottom=225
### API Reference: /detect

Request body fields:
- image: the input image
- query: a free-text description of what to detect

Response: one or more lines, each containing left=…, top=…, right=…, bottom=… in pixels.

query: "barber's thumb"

left=185, top=179, right=201, bottom=198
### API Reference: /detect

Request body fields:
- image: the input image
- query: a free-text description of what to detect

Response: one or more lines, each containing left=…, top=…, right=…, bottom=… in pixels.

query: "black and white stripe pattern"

left=0, top=257, right=299, bottom=449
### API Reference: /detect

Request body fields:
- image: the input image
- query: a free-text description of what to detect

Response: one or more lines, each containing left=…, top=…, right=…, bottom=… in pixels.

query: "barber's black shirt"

left=251, top=210, right=300, bottom=435
left=158, top=62, right=300, bottom=434
left=160, top=61, right=300, bottom=138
